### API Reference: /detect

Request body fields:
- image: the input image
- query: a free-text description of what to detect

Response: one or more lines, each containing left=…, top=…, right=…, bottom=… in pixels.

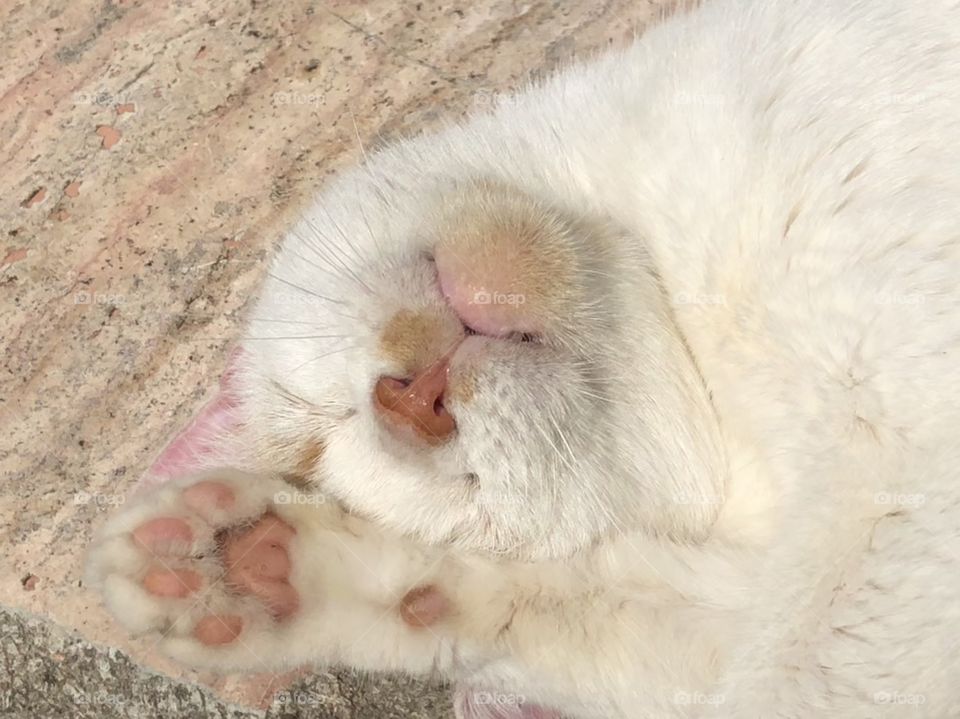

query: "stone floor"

left=1, top=0, right=676, bottom=715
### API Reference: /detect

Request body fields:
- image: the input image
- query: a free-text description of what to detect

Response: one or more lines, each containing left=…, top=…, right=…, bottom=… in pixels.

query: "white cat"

left=87, top=0, right=960, bottom=716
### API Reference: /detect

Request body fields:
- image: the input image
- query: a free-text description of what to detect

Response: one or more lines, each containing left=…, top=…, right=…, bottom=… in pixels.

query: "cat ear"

left=453, top=686, right=566, bottom=719
left=135, top=348, right=245, bottom=493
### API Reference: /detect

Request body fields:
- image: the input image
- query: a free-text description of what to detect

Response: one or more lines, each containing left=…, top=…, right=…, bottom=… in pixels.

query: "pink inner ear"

left=137, top=349, right=244, bottom=492
left=454, top=687, right=567, bottom=719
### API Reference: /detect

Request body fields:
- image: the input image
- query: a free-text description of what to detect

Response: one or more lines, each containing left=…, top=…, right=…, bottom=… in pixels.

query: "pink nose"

left=434, top=246, right=537, bottom=338
left=373, top=360, right=456, bottom=445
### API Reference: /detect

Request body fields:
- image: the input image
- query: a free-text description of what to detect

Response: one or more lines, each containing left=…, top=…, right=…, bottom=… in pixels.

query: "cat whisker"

left=304, top=213, right=373, bottom=294
left=294, top=234, right=367, bottom=296
left=266, top=272, right=349, bottom=305
left=357, top=203, right=387, bottom=259
left=348, top=108, right=369, bottom=165
left=284, top=230, right=364, bottom=290
left=248, top=316, right=342, bottom=326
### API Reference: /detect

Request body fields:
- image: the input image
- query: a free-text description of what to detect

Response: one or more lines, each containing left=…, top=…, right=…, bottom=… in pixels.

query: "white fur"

left=89, top=0, right=960, bottom=716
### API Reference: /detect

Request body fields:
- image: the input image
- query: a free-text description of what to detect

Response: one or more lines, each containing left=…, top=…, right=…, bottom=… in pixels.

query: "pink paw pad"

left=132, top=518, right=193, bottom=554
left=143, top=568, right=202, bottom=597
left=219, top=514, right=299, bottom=625
left=159, top=512, right=300, bottom=647
left=182, top=480, right=236, bottom=522
left=194, top=614, right=244, bottom=645
left=400, top=584, right=450, bottom=627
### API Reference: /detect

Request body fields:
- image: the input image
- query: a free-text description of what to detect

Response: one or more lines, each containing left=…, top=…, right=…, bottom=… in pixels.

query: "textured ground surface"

left=1, top=0, right=676, bottom=715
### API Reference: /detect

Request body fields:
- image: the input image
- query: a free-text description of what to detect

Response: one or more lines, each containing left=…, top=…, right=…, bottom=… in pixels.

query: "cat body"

left=88, top=1, right=960, bottom=716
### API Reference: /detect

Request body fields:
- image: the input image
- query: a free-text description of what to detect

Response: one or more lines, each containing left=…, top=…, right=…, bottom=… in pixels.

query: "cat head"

left=240, top=149, right=726, bottom=560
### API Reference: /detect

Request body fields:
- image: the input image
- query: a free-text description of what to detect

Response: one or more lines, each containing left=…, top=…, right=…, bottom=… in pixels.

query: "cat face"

left=243, top=161, right=726, bottom=560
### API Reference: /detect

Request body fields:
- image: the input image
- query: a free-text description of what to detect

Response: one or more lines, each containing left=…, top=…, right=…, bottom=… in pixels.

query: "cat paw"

left=86, top=470, right=334, bottom=671
left=87, top=469, right=455, bottom=673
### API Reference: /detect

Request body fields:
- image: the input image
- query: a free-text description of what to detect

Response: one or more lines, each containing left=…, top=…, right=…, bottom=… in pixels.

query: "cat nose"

left=373, top=360, right=456, bottom=445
